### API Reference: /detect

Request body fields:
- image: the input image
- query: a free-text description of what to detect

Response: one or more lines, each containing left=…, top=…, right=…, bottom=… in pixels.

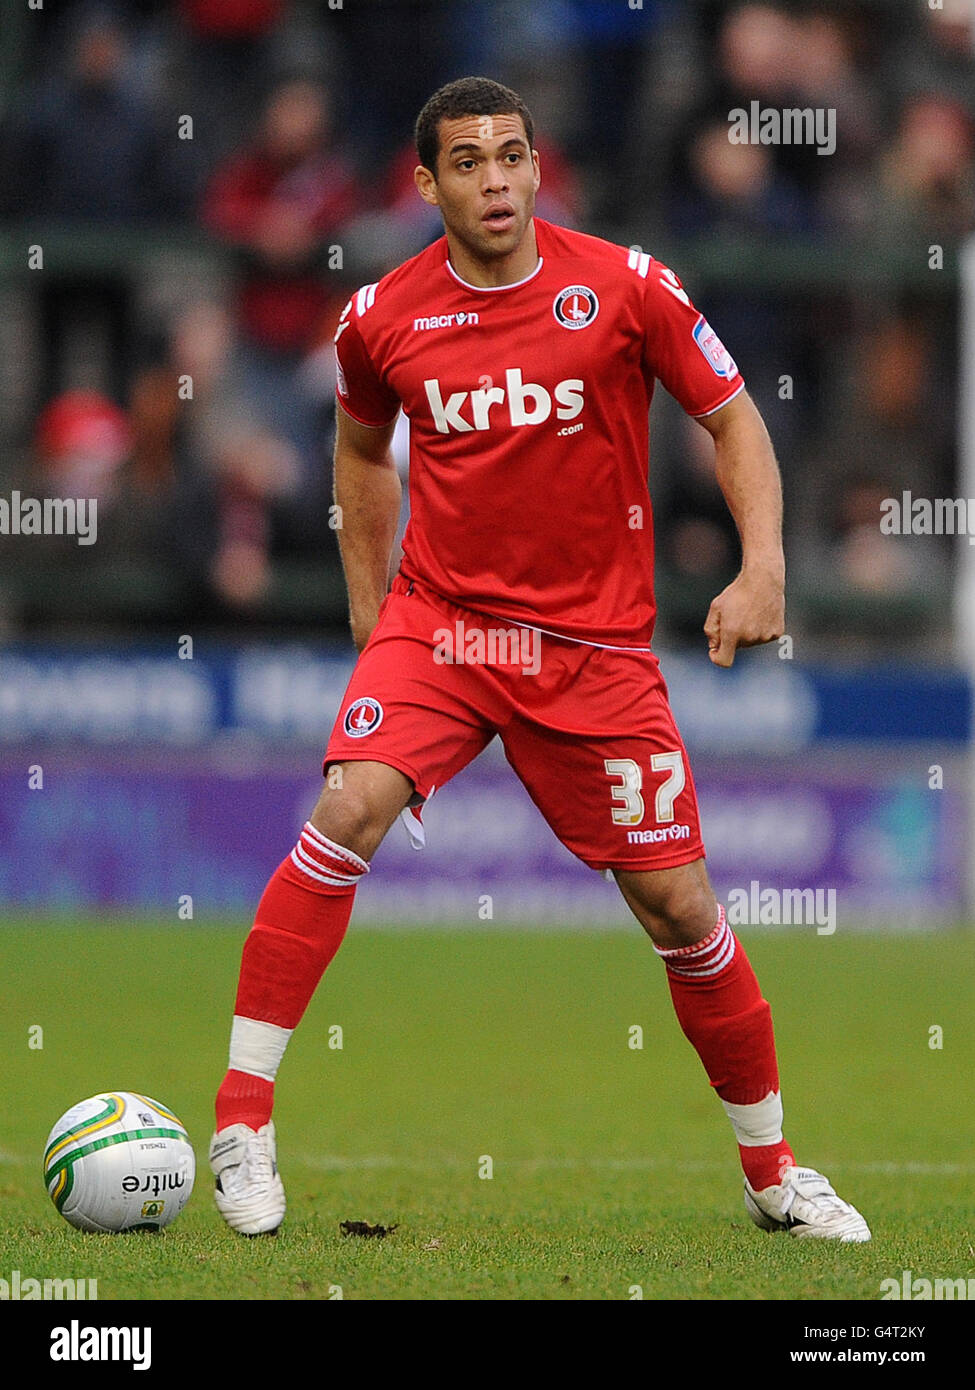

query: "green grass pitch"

left=0, top=922, right=972, bottom=1301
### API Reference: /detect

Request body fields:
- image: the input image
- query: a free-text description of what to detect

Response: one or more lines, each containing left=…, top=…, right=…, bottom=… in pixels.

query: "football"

left=43, top=1092, right=195, bottom=1233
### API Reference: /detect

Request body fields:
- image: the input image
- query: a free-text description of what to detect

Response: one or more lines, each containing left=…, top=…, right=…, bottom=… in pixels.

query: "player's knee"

left=309, top=779, right=385, bottom=861
left=309, top=761, right=414, bottom=860
left=656, top=889, right=719, bottom=948
left=619, top=866, right=717, bottom=948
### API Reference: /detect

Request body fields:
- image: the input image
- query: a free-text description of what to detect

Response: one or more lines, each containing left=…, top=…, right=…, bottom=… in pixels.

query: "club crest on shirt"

left=553, top=285, right=599, bottom=330
left=344, top=697, right=384, bottom=738
left=692, top=315, right=738, bottom=379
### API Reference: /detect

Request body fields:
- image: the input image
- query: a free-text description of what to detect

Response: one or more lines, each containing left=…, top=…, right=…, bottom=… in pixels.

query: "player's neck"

left=445, top=222, right=540, bottom=289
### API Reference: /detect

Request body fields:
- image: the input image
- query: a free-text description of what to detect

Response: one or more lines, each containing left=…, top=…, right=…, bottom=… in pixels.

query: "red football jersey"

left=334, top=218, right=744, bottom=648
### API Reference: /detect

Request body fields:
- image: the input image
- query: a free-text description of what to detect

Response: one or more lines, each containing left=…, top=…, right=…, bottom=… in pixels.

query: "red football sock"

left=734, top=1138, right=795, bottom=1192
left=655, top=905, right=795, bottom=1191
left=215, top=823, right=368, bottom=1132
left=215, top=1070, right=274, bottom=1135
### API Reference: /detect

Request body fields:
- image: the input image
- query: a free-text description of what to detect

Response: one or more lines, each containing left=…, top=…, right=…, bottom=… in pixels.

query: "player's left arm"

left=695, top=389, right=785, bottom=668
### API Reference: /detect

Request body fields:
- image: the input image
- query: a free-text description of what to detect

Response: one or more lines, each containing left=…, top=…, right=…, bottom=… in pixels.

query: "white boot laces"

left=242, top=1133, right=273, bottom=1189
left=786, top=1169, right=845, bottom=1219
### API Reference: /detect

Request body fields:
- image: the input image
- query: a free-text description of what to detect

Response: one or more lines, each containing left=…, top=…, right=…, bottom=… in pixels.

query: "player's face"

left=415, top=114, right=540, bottom=261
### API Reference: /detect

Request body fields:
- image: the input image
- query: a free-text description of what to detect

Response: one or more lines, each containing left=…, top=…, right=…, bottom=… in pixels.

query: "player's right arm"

left=333, top=402, right=400, bottom=653
left=332, top=290, right=402, bottom=653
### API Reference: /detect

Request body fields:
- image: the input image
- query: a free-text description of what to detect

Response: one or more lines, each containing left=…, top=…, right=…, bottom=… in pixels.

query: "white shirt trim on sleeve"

left=691, top=379, right=746, bottom=418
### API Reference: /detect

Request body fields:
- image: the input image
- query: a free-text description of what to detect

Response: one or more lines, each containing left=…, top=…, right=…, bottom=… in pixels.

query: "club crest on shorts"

left=553, top=285, right=599, bottom=330
left=344, top=697, right=384, bottom=738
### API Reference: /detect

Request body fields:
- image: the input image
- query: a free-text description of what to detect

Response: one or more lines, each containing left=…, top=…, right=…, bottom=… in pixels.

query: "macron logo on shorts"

left=344, top=698, right=384, bottom=738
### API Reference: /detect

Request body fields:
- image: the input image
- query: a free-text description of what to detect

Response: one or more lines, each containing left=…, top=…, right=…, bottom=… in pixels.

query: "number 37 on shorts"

left=590, top=749, right=703, bottom=870
left=501, top=720, right=704, bottom=873
left=605, top=752, right=685, bottom=827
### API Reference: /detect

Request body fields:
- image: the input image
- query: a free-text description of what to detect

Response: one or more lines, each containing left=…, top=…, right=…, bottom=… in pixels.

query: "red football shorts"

left=324, top=576, right=705, bottom=872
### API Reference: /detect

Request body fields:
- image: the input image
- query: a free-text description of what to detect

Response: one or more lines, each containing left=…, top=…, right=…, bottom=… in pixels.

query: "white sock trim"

left=722, top=1089, right=785, bottom=1147
left=301, top=821, right=370, bottom=874
left=291, top=844, right=360, bottom=888
left=667, top=928, right=736, bottom=978
left=229, top=1015, right=294, bottom=1083
left=655, top=911, right=736, bottom=979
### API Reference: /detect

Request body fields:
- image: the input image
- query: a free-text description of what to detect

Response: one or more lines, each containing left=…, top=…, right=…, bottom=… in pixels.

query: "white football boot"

left=209, top=1121, right=286, bottom=1236
left=744, top=1165, right=871, bottom=1242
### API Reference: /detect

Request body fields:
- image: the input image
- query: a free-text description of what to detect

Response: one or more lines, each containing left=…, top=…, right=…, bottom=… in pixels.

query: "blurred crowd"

left=0, top=0, right=972, bottom=646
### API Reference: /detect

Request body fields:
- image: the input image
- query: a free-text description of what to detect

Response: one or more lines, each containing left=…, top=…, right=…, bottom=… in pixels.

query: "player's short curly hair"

left=415, top=76, right=534, bottom=176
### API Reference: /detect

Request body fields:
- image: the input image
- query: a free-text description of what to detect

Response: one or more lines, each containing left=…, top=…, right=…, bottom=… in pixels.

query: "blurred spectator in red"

left=28, top=389, right=161, bottom=564
left=179, top=0, right=284, bottom=37
left=203, top=76, right=361, bottom=355
left=35, top=390, right=131, bottom=507
left=202, top=77, right=361, bottom=477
